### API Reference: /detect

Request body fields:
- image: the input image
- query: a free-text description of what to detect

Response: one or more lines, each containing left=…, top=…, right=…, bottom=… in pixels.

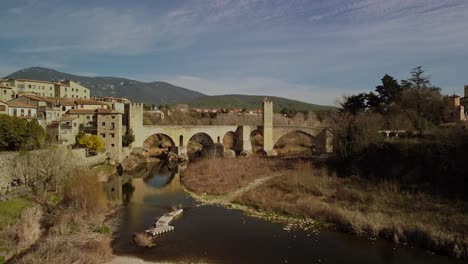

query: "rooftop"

left=75, top=99, right=108, bottom=105
left=7, top=101, right=36, bottom=108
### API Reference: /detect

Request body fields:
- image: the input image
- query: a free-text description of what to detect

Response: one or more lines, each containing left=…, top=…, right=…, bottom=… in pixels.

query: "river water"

left=112, top=163, right=462, bottom=264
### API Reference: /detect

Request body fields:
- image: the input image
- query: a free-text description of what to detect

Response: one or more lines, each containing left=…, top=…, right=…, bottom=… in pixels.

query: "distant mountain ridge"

left=5, top=67, right=334, bottom=111
left=186, top=94, right=334, bottom=112
left=6, top=67, right=205, bottom=105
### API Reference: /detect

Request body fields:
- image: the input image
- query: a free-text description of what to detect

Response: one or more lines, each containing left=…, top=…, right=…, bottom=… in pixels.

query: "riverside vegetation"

left=0, top=148, right=118, bottom=264
left=183, top=158, right=467, bottom=259
left=183, top=67, right=468, bottom=259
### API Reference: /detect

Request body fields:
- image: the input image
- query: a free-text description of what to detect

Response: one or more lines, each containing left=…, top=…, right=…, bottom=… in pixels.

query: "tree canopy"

left=0, top=115, right=46, bottom=151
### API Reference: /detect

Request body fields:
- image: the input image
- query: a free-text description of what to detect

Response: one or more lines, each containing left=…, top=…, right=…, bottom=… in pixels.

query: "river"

left=111, top=163, right=463, bottom=264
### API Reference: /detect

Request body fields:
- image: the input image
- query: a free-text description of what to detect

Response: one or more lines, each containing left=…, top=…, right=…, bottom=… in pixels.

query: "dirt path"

left=189, top=174, right=279, bottom=206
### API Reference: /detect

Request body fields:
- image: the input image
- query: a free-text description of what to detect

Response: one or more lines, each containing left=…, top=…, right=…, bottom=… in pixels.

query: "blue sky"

left=0, top=0, right=467, bottom=105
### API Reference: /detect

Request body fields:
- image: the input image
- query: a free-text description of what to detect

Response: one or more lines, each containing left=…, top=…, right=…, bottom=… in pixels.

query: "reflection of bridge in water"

left=130, top=101, right=333, bottom=157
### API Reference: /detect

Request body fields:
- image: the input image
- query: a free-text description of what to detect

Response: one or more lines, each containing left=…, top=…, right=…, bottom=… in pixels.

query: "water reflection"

left=113, top=163, right=463, bottom=264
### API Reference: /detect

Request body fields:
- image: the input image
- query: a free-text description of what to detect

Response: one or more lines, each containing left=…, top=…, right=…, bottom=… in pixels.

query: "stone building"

left=2, top=78, right=91, bottom=99
left=0, top=85, right=14, bottom=101
left=460, top=85, right=468, bottom=116
left=96, top=109, right=123, bottom=161
left=54, top=80, right=90, bottom=99
left=7, top=101, right=37, bottom=119
left=445, top=93, right=467, bottom=122
left=4, top=79, right=56, bottom=97
left=0, top=100, right=8, bottom=115
left=47, top=116, right=80, bottom=145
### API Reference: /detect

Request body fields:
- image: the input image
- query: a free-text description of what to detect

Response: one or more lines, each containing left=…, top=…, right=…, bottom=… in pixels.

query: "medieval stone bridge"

left=128, top=101, right=333, bottom=157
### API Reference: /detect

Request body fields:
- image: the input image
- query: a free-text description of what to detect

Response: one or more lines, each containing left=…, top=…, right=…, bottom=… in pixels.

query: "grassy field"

left=183, top=158, right=289, bottom=195
left=0, top=198, right=31, bottom=229
left=183, top=158, right=468, bottom=259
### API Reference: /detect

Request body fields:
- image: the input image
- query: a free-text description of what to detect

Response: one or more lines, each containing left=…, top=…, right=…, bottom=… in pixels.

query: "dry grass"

left=183, top=157, right=289, bottom=195
left=235, top=162, right=468, bottom=259
left=0, top=204, right=43, bottom=261
left=11, top=171, right=117, bottom=264
left=133, top=232, right=155, bottom=248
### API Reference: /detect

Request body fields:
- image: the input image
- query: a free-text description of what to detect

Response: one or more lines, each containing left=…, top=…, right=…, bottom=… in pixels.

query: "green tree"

left=340, top=93, right=367, bottom=114
left=79, top=134, right=104, bottom=155
left=122, top=129, right=135, bottom=147
left=400, top=66, right=446, bottom=129
left=375, top=74, right=402, bottom=107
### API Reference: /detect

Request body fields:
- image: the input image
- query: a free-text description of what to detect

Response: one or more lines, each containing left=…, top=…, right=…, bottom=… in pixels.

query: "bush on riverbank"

left=183, top=157, right=288, bottom=194
left=331, top=112, right=468, bottom=199
left=8, top=169, right=117, bottom=264
left=236, top=162, right=467, bottom=259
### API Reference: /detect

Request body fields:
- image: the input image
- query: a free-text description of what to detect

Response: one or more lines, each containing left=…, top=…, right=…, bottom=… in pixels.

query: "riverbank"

left=182, top=158, right=468, bottom=259
left=0, top=148, right=120, bottom=264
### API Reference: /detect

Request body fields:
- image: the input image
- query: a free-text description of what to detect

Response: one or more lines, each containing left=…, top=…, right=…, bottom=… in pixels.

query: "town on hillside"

left=0, top=78, right=132, bottom=158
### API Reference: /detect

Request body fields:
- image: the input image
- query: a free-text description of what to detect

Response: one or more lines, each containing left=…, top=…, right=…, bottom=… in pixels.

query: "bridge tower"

left=262, top=99, right=276, bottom=156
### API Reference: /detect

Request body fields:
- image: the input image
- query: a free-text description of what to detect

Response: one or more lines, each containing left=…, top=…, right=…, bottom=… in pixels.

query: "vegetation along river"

left=111, top=163, right=463, bottom=264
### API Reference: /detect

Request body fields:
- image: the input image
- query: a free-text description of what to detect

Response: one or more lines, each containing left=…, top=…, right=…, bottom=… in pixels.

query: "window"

left=13, top=109, right=17, bottom=116
left=21, top=109, right=24, bottom=117
left=62, top=106, right=66, bottom=111
left=3, top=90, right=5, bottom=94
left=110, top=133, right=115, bottom=138
left=74, top=123, right=77, bottom=128
left=50, top=87, right=52, bottom=90
left=0, top=105, right=5, bottom=111
left=101, top=133, right=106, bottom=138
left=111, top=115, right=115, bottom=119
left=65, top=88, right=67, bottom=92
left=28, top=85, right=31, bottom=88
left=72, top=95, right=74, bottom=98
left=86, top=116, right=90, bottom=120
left=28, top=109, right=31, bottom=116
left=84, top=96, right=87, bottom=99
left=111, top=122, right=115, bottom=130
left=72, top=88, right=74, bottom=92
left=102, top=122, right=106, bottom=126
left=111, top=144, right=115, bottom=147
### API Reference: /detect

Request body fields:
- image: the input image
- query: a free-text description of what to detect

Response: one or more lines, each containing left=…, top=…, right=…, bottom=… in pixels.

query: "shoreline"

left=183, top=184, right=326, bottom=232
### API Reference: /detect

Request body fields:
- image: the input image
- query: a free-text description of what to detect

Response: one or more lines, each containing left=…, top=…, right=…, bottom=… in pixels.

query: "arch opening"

left=188, top=132, right=215, bottom=160
left=143, top=133, right=175, bottom=157
left=250, top=130, right=264, bottom=154
left=274, top=131, right=316, bottom=156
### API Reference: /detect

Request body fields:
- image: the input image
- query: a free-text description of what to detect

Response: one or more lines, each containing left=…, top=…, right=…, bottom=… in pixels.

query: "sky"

left=0, top=0, right=467, bottom=105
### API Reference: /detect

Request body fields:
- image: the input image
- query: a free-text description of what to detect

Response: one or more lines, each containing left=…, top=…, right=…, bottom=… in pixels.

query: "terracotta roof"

left=75, top=99, right=107, bottom=105
left=7, top=101, right=36, bottom=108
left=0, top=100, right=8, bottom=105
left=19, top=94, right=55, bottom=103
left=0, top=86, right=12, bottom=89
left=60, top=116, right=78, bottom=121
left=57, top=99, right=76, bottom=106
left=96, top=109, right=122, bottom=115
left=66, top=109, right=97, bottom=115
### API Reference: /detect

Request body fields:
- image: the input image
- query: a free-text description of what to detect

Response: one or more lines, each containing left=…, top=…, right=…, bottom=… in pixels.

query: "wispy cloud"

left=0, top=0, right=467, bottom=104
left=162, top=75, right=350, bottom=105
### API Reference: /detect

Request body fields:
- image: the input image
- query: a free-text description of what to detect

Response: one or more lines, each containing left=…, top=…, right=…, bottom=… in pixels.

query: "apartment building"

left=2, top=78, right=91, bottom=99
left=55, top=80, right=90, bottom=99
left=5, top=79, right=56, bottom=97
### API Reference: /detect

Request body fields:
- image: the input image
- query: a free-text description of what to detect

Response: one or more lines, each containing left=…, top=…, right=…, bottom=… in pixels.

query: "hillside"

left=186, top=94, right=335, bottom=112
left=5, top=67, right=334, bottom=112
left=6, top=67, right=205, bottom=105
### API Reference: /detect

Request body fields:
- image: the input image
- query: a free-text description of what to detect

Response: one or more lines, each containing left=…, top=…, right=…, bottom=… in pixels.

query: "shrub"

left=62, top=170, right=107, bottom=215
left=79, top=134, right=104, bottom=155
